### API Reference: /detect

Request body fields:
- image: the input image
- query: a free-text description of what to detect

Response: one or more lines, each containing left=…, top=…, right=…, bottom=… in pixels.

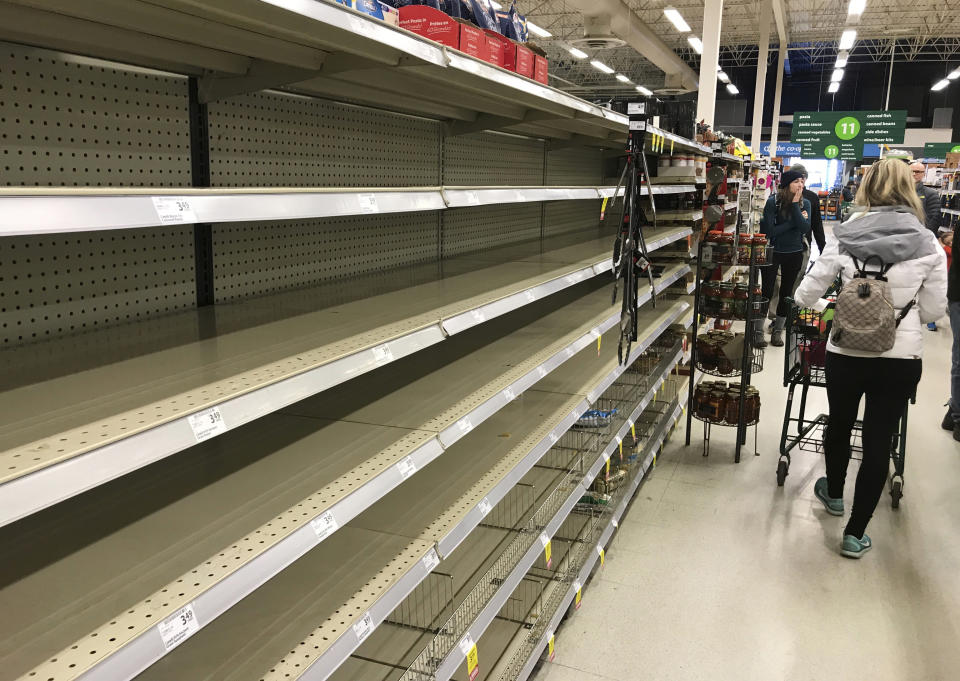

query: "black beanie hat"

left=781, top=169, right=803, bottom=186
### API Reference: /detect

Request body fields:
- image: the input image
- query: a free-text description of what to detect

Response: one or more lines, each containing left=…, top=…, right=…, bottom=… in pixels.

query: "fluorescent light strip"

left=687, top=36, right=703, bottom=54
left=566, top=46, right=588, bottom=59
left=663, top=6, right=691, bottom=32
left=828, top=81, right=840, bottom=93
left=616, top=74, right=632, bottom=83
left=590, top=60, right=615, bottom=74
left=831, top=68, right=844, bottom=82
left=948, top=68, right=960, bottom=80
left=847, top=0, right=866, bottom=15
left=932, top=79, right=950, bottom=91
left=717, top=71, right=730, bottom=83
left=726, top=83, right=739, bottom=95
left=835, top=51, right=848, bottom=68
left=839, top=29, right=856, bottom=50
left=636, top=85, right=653, bottom=96
left=527, top=21, right=552, bottom=38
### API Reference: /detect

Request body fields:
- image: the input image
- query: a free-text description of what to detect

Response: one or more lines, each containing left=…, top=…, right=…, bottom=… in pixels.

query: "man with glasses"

left=911, top=161, right=940, bottom=235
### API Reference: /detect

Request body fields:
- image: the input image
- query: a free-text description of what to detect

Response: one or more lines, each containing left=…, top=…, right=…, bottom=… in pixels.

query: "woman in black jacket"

left=757, top=169, right=812, bottom=347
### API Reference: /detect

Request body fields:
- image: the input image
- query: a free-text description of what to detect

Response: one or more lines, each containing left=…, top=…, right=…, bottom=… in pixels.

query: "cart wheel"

left=776, top=459, right=788, bottom=487
left=890, top=478, right=903, bottom=509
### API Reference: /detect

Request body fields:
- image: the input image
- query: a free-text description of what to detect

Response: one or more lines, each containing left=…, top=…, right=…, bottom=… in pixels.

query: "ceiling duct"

left=564, top=0, right=699, bottom=92
left=569, top=15, right=626, bottom=51
left=655, top=73, right=689, bottom=95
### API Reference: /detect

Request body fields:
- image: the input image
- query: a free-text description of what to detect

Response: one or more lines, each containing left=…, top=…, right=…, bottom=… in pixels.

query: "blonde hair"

left=855, top=159, right=925, bottom=223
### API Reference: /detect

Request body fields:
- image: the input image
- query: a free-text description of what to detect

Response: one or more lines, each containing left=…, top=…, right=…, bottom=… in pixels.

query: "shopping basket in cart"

left=776, top=301, right=911, bottom=508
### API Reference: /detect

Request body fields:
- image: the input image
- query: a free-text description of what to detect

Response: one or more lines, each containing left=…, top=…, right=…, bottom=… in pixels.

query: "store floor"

left=536, top=317, right=960, bottom=681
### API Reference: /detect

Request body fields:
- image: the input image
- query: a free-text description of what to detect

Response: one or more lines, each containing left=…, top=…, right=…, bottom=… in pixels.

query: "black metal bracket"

left=188, top=77, right=215, bottom=308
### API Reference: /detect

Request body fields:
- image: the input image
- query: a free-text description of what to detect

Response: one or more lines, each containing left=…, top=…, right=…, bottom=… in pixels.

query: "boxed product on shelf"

left=534, top=54, right=548, bottom=84
left=398, top=5, right=487, bottom=59
left=514, top=40, right=535, bottom=77
left=482, top=29, right=513, bottom=67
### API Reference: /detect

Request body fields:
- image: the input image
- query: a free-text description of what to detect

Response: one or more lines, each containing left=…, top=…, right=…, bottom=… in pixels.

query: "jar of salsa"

left=752, top=234, right=769, bottom=264
left=693, top=383, right=707, bottom=416
left=702, top=281, right=721, bottom=316
left=718, top=282, right=735, bottom=317
left=707, top=389, right=726, bottom=422
left=744, top=387, right=761, bottom=423
left=724, top=389, right=741, bottom=424
left=718, top=233, right=736, bottom=264
left=751, top=282, right=765, bottom=315
left=737, top=234, right=752, bottom=264
left=734, top=284, right=750, bottom=319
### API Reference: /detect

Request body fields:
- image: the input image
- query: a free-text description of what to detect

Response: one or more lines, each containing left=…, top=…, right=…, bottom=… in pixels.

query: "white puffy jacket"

left=794, top=208, right=948, bottom=360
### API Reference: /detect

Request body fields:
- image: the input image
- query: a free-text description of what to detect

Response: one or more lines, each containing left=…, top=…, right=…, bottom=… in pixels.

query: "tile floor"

left=536, top=314, right=960, bottom=681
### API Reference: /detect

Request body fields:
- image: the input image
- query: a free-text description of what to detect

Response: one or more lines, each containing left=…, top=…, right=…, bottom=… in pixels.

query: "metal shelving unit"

left=0, top=224, right=693, bottom=527
left=0, top=4, right=725, bottom=681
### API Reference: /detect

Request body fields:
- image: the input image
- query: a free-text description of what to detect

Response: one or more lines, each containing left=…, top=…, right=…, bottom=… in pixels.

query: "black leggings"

left=760, top=250, right=805, bottom=318
left=824, top=352, right=921, bottom=539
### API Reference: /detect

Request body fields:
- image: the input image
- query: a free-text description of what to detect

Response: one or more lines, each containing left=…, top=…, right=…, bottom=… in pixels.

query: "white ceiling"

left=518, top=0, right=960, bottom=94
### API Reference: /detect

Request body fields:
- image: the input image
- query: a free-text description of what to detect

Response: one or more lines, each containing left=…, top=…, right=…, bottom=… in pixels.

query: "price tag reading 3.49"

left=158, top=603, right=200, bottom=651
left=188, top=406, right=227, bottom=443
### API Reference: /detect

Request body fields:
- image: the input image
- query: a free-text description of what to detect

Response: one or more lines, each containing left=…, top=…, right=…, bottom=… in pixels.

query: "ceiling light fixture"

left=717, top=71, right=730, bottom=83
left=687, top=36, right=704, bottom=54
left=726, top=83, right=739, bottom=95
left=615, top=74, right=632, bottom=83
left=948, top=67, right=960, bottom=80
left=828, top=81, right=840, bottom=93
left=931, top=79, right=950, bottom=91
left=526, top=21, right=552, bottom=38
left=566, top=46, right=589, bottom=59
left=831, top=68, right=844, bottom=82
left=590, top=60, right=615, bottom=74
left=636, top=85, right=653, bottom=96
left=663, top=7, right=692, bottom=32
left=839, top=29, right=856, bottom=50
left=847, top=0, right=866, bottom=15
left=835, top=51, right=848, bottom=68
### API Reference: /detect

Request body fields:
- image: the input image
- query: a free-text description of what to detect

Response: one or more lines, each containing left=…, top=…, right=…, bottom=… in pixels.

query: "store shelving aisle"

left=531, top=320, right=960, bottom=681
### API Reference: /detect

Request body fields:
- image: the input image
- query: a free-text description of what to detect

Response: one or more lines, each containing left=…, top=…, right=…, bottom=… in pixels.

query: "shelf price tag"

left=573, top=580, right=583, bottom=609
left=188, top=406, right=227, bottom=443
left=357, top=193, right=380, bottom=214
left=540, top=532, right=552, bottom=568
left=372, top=344, right=395, bottom=366
left=596, top=544, right=605, bottom=566
left=152, top=196, right=198, bottom=225
left=537, top=365, right=548, bottom=379
left=310, top=511, right=339, bottom=541
left=502, top=387, right=516, bottom=402
left=477, top=497, right=493, bottom=518
left=158, top=603, right=200, bottom=652
left=547, top=631, right=555, bottom=660
left=459, top=635, right=480, bottom=681
left=422, top=548, right=440, bottom=572
left=470, top=309, right=486, bottom=324
left=457, top=417, right=474, bottom=435
left=603, top=450, right=610, bottom=480
left=463, top=190, right=481, bottom=206
left=353, top=612, right=374, bottom=644
left=397, top=456, right=417, bottom=480
left=524, top=289, right=537, bottom=303
left=612, top=517, right=619, bottom=528
left=630, top=421, right=636, bottom=441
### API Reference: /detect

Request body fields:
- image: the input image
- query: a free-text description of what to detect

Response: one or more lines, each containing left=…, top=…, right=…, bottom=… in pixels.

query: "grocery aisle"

left=536, top=317, right=960, bottom=681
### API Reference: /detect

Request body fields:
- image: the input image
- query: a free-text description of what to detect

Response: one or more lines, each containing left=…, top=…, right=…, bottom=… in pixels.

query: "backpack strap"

left=895, top=299, right=915, bottom=327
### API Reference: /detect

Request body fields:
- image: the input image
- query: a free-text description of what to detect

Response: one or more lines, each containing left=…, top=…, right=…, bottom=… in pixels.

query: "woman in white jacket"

left=794, top=159, right=947, bottom=558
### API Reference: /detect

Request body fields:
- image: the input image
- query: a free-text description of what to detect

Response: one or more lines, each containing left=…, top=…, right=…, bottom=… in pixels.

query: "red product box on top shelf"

left=483, top=30, right=514, bottom=69
left=534, top=55, right=548, bottom=84
left=397, top=5, right=486, bottom=59
left=514, top=43, right=535, bottom=78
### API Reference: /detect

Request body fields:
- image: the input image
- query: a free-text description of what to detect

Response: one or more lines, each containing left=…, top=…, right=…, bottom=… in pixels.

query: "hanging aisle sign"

left=791, top=110, right=907, bottom=160
left=923, top=142, right=960, bottom=159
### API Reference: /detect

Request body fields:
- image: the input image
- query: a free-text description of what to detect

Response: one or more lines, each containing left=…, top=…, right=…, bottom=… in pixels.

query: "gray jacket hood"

left=835, top=206, right=938, bottom=264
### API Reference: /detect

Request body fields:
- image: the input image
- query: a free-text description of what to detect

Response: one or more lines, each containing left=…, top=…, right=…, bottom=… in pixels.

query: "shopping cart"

left=776, top=301, right=911, bottom=508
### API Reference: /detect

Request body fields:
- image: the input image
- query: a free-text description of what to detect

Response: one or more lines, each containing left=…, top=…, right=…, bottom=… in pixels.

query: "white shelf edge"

left=942, top=207, right=960, bottom=216
left=0, top=184, right=621, bottom=237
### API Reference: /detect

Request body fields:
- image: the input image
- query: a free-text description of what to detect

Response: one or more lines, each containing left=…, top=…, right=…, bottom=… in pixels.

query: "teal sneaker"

left=814, top=477, right=844, bottom=516
left=841, top=533, right=872, bottom=558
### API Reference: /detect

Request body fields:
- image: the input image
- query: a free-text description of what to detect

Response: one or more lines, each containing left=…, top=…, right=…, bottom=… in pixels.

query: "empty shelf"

left=0, top=225, right=689, bottom=527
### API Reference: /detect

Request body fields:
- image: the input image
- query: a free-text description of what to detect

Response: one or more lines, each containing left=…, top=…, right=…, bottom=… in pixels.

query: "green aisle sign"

left=792, top=110, right=906, bottom=160
left=923, top=142, right=960, bottom=159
